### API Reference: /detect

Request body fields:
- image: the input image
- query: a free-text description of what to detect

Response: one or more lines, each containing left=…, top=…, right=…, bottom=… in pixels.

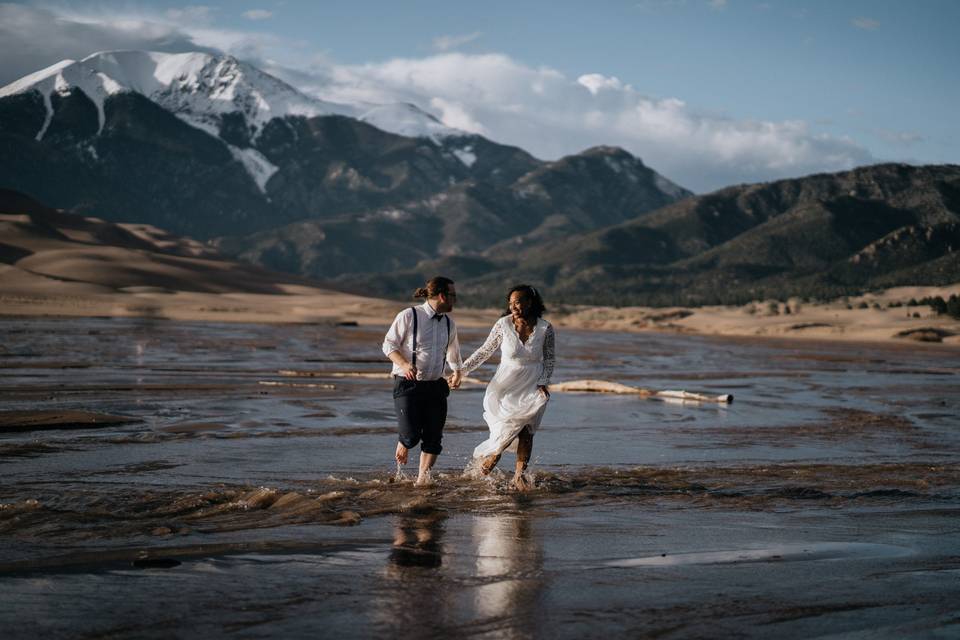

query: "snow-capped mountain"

left=0, top=51, right=477, bottom=196
left=0, top=49, right=692, bottom=282
left=0, top=50, right=460, bottom=143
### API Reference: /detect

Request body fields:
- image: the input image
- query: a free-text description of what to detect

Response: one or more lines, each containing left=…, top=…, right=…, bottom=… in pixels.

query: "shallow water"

left=1, top=316, right=959, bottom=638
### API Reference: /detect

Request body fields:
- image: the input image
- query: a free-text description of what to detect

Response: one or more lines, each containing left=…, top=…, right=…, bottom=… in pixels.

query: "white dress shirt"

left=382, top=301, right=462, bottom=380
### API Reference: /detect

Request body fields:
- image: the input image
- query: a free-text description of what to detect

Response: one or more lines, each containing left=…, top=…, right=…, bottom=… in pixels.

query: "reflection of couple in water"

left=382, top=276, right=555, bottom=489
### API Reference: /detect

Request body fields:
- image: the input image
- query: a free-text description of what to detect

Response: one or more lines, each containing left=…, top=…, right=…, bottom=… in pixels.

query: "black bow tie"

left=433, top=314, right=445, bottom=321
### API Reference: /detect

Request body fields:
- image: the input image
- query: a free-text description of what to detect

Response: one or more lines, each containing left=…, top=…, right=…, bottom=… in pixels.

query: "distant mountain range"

left=303, top=162, right=960, bottom=305
left=478, top=163, right=960, bottom=305
left=1, top=50, right=958, bottom=306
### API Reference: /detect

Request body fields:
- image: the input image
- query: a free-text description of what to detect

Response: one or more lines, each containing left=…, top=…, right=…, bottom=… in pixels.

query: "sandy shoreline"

left=551, top=283, right=960, bottom=346
left=3, top=281, right=959, bottom=347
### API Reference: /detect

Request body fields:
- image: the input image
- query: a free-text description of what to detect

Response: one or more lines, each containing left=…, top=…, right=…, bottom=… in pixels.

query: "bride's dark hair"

left=502, top=284, right=546, bottom=319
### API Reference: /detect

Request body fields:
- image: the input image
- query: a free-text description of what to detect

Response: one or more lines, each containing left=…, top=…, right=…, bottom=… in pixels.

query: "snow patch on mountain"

left=1, top=58, right=118, bottom=136
left=36, top=88, right=55, bottom=141
left=227, top=146, right=278, bottom=193
left=452, top=145, right=477, bottom=167
left=603, top=156, right=623, bottom=174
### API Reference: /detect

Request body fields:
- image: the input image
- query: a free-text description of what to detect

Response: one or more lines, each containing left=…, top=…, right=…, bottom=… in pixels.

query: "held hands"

left=403, top=363, right=418, bottom=380
left=447, top=370, right=463, bottom=389
left=538, top=385, right=550, bottom=399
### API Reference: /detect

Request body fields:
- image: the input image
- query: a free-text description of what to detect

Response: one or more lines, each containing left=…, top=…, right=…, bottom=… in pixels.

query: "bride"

left=452, top=285, right=555, bottom=490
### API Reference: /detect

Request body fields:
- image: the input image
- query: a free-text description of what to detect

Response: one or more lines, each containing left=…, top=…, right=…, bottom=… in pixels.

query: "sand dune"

left=0, top=190, right=497, bottom=326
left=2, top=212, right=299, bottom=295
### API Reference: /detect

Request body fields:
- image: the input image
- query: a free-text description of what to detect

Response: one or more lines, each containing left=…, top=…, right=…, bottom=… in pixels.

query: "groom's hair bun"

left=414, top=276, right=454, bottom=299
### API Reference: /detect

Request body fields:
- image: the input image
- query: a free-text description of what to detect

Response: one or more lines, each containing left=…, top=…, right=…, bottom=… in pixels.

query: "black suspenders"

left=410, top=307, right=418, bottom=367
left=409, top=307, right=451, bottom=370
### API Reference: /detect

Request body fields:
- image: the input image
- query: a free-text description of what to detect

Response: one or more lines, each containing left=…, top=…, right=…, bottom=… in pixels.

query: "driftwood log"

left=549, top=379, right=733, bottom=404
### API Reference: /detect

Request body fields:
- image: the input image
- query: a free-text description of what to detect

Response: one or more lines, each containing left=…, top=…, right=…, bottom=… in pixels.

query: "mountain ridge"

left=3, top=51, right=956, bottom=307
left=1, top=49, right=690, bottom=277
left=476, top=162, right=960, bottom=305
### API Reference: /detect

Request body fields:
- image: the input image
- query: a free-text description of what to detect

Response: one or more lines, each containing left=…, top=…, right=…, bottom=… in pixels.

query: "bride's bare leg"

left=513, top=427, right=534, bottom=490
left=480, top=453, right=501, bottom=475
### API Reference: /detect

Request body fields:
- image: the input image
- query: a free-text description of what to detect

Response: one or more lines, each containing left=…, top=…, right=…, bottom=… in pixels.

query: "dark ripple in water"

left=2, top=462, right=957, bottom=550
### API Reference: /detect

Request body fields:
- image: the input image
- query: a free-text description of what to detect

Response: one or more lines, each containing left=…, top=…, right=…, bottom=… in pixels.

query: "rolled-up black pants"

left=393, top=376, right=449, bottom=455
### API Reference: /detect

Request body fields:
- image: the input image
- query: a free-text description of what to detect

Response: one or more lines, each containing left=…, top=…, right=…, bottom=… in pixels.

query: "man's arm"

left=383, top=310, right=417, bottom=380
left=446, top=321, right=463, bottom=388
left=388, top=350, right=417, bottom=380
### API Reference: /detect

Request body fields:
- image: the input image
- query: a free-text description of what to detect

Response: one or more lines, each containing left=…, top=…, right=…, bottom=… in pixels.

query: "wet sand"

left=549, top=284, right=960, bottom=346
left=1, top=317, right=959, bottom=638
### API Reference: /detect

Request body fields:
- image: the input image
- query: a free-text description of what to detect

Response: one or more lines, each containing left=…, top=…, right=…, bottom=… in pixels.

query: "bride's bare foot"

left=395, top=442, right=408, bottom=465
left=480, top=454, right=501, bottom=475
left=512, top=471, right=533, bottom=491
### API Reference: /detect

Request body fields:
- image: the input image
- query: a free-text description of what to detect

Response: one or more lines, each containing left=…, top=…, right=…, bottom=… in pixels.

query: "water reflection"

left=376, top=509, right=546, bottom=638
left=388, top=510, right=446, bottom=569
left=472, top=513, right=544, bottom=639
left=376, top=509, right=452, bottom=632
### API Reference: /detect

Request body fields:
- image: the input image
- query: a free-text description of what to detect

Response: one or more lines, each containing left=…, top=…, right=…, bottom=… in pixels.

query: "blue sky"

left=1, top=0, right=956, bottom=191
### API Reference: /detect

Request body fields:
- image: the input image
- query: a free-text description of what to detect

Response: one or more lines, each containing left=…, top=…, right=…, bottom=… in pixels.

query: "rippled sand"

left=1, top=317, right=959, bottom=638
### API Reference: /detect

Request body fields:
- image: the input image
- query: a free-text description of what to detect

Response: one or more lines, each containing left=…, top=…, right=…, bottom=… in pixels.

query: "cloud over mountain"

left=301, top=52, right=874, bottom=191
left=0, top=3, right=874, bottom=192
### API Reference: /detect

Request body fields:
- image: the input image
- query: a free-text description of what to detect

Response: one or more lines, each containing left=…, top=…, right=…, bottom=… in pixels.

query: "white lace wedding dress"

left=461, top=316, right=555, bottom=459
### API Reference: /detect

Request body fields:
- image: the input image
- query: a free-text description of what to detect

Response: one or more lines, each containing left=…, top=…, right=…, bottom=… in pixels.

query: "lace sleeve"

left=537, top=324, right=555, bottom=386
left=462, top=321, right=503, bottom=374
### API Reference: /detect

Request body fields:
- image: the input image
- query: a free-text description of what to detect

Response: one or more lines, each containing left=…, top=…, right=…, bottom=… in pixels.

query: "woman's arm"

left=461, top=321, right=503, bottom=374
left=536, top=324, right=555, bottom=388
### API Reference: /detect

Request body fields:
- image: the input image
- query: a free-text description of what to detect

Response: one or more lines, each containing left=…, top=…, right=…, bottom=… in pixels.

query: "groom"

left=382, top=276, right=463, bottom=485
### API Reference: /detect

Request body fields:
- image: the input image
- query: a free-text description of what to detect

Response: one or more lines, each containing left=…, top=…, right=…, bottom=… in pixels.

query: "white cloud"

left=432, top=31, right=482, bottom=52
left=852, top=17, right=880, bottom=30
left=0, top=4, right=874, bottom=192
left=577, top=74, right=625, bottom=95
left=0, top=4, right=220, bottom=86
left=428, top=97, right=488, bottom=134
left=289, top=52, right=871, bottom=191
left=242, top=9, right=273, bottom=21
left=709, top=0, right=728, bottom=10
left=0, top=4, right=295, bottom=85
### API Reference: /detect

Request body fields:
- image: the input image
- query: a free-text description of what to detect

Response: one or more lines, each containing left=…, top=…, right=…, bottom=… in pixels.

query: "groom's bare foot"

left=480, top=454, right=501, bottom=475
left=395, top=442, right=408, bottom=465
